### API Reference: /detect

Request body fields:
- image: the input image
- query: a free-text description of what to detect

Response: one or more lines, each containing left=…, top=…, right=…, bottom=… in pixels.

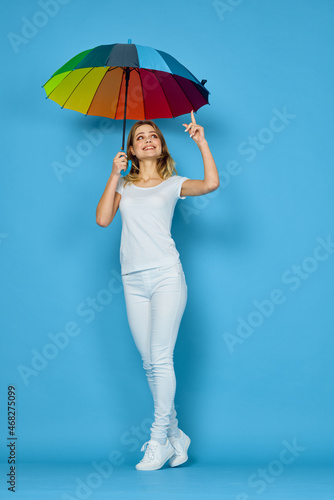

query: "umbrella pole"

left=120, top=67, right=132, bottom=176
left=121, top=67, right=130, bottom=151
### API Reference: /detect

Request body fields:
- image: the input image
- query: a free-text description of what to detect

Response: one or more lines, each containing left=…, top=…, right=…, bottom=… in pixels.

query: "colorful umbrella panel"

left=43, top=43, right=210, bottom=121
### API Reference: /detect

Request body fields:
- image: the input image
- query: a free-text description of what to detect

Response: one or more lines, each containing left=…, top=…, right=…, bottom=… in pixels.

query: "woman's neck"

left=137, top=159, right=161, bottom=181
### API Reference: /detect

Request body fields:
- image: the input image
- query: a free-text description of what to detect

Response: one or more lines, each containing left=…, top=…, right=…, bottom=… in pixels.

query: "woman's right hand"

left=112, top=151, right=128, bottom=176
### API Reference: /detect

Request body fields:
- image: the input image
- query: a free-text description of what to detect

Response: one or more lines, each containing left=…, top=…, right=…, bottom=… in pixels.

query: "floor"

left=1, top=461, right=334, bottom=499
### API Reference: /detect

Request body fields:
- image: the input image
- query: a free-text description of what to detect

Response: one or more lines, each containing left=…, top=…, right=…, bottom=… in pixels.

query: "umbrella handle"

left=120, top=149, right=132, bottom=177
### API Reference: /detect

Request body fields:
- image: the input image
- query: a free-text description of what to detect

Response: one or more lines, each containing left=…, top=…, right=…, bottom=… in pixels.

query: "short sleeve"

left=115, top=175, right=124, bottom=196
left=175, top=175, right=189, bottom=200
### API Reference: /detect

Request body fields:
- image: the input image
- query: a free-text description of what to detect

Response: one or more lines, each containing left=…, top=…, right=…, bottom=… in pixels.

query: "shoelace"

left=169, top=436, right=183, bottom=454
left=140, top=440, right=159, bottom=462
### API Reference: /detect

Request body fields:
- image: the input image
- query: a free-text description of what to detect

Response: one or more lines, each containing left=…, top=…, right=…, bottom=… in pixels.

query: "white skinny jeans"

left=121, top=260, right=187, bottom=444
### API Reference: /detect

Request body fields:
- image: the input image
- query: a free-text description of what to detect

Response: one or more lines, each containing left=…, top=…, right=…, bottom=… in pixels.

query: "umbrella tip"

left=201, top=79, right=207, bottom=86
left=128, top=38, right=132, bottom=44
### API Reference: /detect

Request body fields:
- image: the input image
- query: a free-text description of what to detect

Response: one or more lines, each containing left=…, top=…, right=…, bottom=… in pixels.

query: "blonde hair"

left=123, top=120, right=178, bottom=187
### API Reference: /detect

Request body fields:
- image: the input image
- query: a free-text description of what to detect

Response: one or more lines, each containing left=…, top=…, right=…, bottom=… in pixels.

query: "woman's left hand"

left=182, top=110, right=206, bottom=145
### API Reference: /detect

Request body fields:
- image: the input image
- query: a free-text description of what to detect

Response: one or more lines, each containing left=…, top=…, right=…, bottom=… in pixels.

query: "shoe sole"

left=135, top=448, right=175, bottom=471
left=169, top=436, right=191, bottom=467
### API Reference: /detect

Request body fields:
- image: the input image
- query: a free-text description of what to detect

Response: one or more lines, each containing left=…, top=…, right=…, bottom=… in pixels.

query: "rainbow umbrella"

left=43, top=40, right=210, bottom=176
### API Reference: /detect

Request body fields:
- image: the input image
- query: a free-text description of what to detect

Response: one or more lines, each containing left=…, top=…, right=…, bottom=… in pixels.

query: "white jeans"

left=121, top=260, right=187, bottom=443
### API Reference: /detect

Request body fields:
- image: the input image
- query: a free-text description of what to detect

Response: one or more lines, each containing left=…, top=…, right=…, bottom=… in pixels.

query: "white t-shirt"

left=115, top=174, right=189, bottom=275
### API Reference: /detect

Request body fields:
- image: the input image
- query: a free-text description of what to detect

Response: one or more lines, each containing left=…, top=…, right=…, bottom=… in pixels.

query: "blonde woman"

left=96, top=110, right=219, bottom=470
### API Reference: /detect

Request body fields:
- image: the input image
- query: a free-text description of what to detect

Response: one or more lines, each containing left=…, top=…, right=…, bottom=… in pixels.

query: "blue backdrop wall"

left=1, top=0, right=334, bottom=467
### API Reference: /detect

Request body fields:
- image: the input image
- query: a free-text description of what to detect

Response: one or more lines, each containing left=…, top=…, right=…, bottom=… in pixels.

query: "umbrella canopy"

left=43, top=41, right=210, bottom=174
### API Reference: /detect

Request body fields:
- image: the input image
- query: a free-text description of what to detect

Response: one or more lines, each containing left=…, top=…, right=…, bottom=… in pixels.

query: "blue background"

left=1, top=0, right=334, bottom=474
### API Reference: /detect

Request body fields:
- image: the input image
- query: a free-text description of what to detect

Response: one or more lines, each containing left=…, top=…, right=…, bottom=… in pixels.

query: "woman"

left=96, top=110, right=219, bottom=470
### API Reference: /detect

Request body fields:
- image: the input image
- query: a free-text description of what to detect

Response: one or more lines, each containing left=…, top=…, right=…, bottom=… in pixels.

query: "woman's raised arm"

left=181, top=110, right=220, bottom=197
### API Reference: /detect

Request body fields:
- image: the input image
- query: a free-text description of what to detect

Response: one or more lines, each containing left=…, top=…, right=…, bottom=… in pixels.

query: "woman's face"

left=130, top=124, right=162, bottom=161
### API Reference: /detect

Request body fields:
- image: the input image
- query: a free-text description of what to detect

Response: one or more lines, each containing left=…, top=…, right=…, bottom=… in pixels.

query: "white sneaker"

left=168, top=430, right=191, bottom=467
left=135, top=438, right=175, bottom=471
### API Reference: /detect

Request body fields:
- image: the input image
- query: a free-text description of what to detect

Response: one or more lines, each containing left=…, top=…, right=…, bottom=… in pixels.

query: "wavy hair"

left=123, top=120, right=178, bottom=187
